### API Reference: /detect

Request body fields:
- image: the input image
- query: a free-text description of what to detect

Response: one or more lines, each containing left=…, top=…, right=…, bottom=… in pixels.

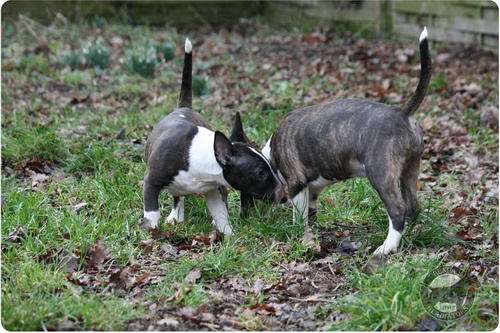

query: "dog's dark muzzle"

left=257, top=183, right=287, bottom=204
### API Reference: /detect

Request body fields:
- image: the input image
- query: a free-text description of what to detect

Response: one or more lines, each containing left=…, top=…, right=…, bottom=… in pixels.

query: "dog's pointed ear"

left=214, top=131, right=233, bottom=167
left=229, top=112, right=250, bottom=144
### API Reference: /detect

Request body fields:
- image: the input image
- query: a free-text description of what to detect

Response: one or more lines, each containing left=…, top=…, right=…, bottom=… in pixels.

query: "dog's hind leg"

left=167, top=196, right=185, bottom=224
left=143, top=182, right=162, bottom=228
left=366, top=166, right=406, bottom=255
left=400, top=158, right=421, bottom=223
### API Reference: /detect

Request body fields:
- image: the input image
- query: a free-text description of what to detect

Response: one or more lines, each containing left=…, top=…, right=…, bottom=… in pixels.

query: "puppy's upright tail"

left=178, top=38, right=193, bottom=109
left=401, top=27, right=432, bottom=117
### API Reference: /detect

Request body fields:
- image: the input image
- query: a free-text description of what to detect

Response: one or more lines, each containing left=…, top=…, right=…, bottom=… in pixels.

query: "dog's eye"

left=257, top=170, right=264, bottom=176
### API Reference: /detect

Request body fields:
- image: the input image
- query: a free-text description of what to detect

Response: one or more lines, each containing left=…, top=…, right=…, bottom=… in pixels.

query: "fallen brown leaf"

left=91, top=240, right=110, bottom=264
left=139, top=239, right=154, bottom=254
left=4, top=226, right=23, bottom=244
left=300, top=226, right=320, bottom=253
left=184, top=268, right=201, bottom=284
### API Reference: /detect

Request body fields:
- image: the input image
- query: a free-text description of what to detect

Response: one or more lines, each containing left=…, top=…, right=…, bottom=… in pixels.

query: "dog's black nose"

left=280, top=196, right=288, bottom=204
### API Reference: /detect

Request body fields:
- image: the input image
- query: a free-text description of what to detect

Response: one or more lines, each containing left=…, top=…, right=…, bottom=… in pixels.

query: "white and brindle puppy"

left=260, top=28, right=432, bottom=254
left=143, top=38, right=286, bottom=235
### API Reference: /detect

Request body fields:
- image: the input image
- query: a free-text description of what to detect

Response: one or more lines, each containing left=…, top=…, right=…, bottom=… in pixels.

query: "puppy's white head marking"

left=248, top=146, right=282, bottom=185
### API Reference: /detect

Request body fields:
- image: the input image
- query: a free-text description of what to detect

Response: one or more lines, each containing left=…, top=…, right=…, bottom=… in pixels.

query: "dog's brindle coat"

left=143, top=38, right=285, bottom=235
left=262, top=28, right=432, bottom=254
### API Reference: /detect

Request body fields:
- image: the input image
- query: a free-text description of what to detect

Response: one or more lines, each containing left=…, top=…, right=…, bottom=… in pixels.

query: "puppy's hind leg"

left=366, top=164, right=406, bottom=255
left=400, top=158, right=422, bottom=223
left=143, top=182, right=162, bottom=228
left=167, top=196, right=185, bottom=224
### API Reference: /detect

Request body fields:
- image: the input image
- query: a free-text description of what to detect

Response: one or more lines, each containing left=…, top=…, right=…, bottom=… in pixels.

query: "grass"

left=2, top=286, right=142, bottom=331
left=1, top=17, right=498, bottom=331
left=1, top=123, right=69, bottom=165
left=329, top=253, right=499, bottom=331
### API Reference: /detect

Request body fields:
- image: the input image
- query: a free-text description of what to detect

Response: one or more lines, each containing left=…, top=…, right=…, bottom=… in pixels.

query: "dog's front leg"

left=167, top=196, right=185, bottom=224
left=308, top=186, right=327, bottom=222
left=240, top=192, right=253, bottom=219
left=204, top=187, right=232, bottom=236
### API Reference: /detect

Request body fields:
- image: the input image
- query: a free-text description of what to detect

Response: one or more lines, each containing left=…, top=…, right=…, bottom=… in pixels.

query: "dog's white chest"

left=165, top=127, right=231, bottom=196
left=166, top=170, right=220, bottom=195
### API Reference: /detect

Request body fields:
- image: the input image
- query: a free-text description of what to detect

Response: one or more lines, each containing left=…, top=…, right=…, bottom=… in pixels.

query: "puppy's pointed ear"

left=214, top=131, right=233, bottom=167
left=229, top=112, right=251, bottom=144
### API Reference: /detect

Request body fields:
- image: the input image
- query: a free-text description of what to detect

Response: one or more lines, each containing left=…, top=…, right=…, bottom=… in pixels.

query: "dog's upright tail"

left=401, top=27, right=432, bottom=117
left=178, top=38, right=193, bottom=109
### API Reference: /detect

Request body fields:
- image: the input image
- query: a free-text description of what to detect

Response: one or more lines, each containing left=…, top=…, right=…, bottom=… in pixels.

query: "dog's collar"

left=247, top=146, right=285, bottom=186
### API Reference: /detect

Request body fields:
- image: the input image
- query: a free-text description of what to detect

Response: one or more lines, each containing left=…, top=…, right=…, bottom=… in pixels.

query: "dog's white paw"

left=211, top=219, right=233, bottom=237
left=374, top=242, right=398, bottom=255
left=143, top=210, right=160, bottom=228
left=167, top=207, right=183, bottom=224
left=374, top=226, right=402, bottom=255
left=166, top=215, right=176, bottom=225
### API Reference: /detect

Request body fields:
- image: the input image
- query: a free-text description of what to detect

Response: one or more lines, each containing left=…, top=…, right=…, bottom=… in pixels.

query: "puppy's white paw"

left=143, top=210, right=160, bottom=228
left=166, top=216, right=176, bottom=225
left=374, top=229, right=402, bottom=255
left=374, top=242, right=398, bottom=255
left=167, top=209, right=184, bottom=224
left=211, top=219, right=233, bottom=237
left=374, top=216, right=403, bottom=255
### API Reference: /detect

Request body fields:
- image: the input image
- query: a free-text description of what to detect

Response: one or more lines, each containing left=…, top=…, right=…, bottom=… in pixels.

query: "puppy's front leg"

left=308, top=186, right=327, bottom=222
left=240, top=192, right=253, bottom=219
left=204, top=187, right=232, bottom=236
left=292, top=186, right=309, bottom=224
left=167, top=196, right=185, bottom=224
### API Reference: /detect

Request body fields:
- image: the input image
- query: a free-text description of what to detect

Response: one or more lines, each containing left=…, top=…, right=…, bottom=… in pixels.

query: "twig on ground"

left=223, top=270, right=262, bottom=276
left=40, top=321, right=48, bottom=332
left=327, top=261, right=336, bottom=277
left=18, top=14, right=43, bottom=43
left=106, top=127, right=126, bottom=143
left=288, top=297, right=334, bottom=303
left=7, top=16, right=24, bottom=30
left=200, top=322, right=220, bottom=331
left=50, top=12, right=69, bottom=29
left=331, top=221, right=370, bottom=230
